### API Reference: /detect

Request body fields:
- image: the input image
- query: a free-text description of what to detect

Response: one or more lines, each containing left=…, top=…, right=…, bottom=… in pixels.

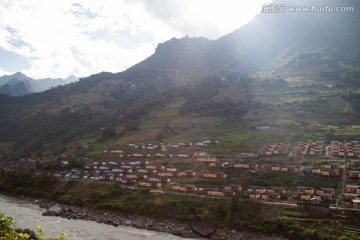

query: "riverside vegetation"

left=0, top=212, right=67, bottom=240
left=1, top=170, right=360, bottom=240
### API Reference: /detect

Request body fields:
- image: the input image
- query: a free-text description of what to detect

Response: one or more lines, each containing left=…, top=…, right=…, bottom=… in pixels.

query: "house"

left=119, top=177, right=136, bottom=185
left=297, top=186, right=315, bottom=194
left=261, top=192, right=281, bottom=201
left=344, top=193, right=360, bottom=201
left=209, top=161, right=225, bottom=168
left=348, top=171, right=360, bottom=179
left=231, top=162, right=259, bottom=170
left=157, top=172, right=174, bottom=177
left=248, top=163, right=259, bottom=170
left=170, top=183, right=182, bottom=191
left=194, top=152, right=208, bottom=157
left=207, top=189, right=225, bottom=197
left=138, top=181, right=152, bottom=188
left=202, top=172, right=227, bottom=179
left=202, top=172, right=217, bottom=178
left=225, top=184, right=242, bottom=192
left=222, top=189, right=236, bottom=196
left=197, top=156, right=217, bottom=165
left=137, top=168, right=149, bottom=174
left=145, top=165, right=158, bottom=174
left=160, top=177, right=171, bottom=183
left=321, top=169, right=340, bottom=177
left=231, top=162, right=247, bottom=169
left=215, top=172, right=227, bottom=178
left=299, top=192, right=313, bottom=201
left=350, top=160, right=360, bottom=168
left=239, top=152, right=258, bottom=158
left=270, top=165, right=281, bottom=171
left=324, top=163, right=340, bottom=169
left=348, top=151, right=355, bottom=157
left=179, top=184, right=198, bottom=192
left=268, top=186, right=286, bottom=195
left=281, top=165, right=297, bottom=172
left=166, top=167, right=177, bottom=172
left=311, top=168, right=321, bottom=175
left=312, top=193, right=333, bottom=201
left=124, top=174, right=139, bottom=179
left=178, top=170, right=196, bottom=177
left=249, top=186, right=267, bottom=194
left=316, top=188, right=336, bottom=196
left=345, top=185, right=360, bottom=193
left=148, top=179, right=162, bottom=188
left=248, top=191, right=261, bottom=199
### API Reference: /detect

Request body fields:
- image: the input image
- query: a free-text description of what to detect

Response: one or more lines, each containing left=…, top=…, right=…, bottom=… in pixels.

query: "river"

left=0, top=194, right=200, bottom=240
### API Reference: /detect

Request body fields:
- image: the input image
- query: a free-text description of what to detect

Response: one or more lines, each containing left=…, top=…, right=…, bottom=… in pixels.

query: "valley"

left=0, top=0, right=360, bottom=239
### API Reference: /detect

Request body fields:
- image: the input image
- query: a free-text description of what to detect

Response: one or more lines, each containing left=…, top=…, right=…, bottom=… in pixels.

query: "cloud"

left=0, top=0, right=167, bottom=78
left=0, top=67, right=11, bottom=76
left=0, top=0, right=270, bottom=79
left=136, top=0, right=272, bottom=39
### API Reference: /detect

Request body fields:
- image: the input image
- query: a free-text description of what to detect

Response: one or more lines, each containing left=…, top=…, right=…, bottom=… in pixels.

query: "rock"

left=190, top=220, right=216, bottom=237
left=125, top=220, right=132, bottom=226
left=43, top=205, right=62, bottom=216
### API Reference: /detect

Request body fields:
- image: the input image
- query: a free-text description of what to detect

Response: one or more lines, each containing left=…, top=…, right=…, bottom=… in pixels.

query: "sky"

left=0, top=0, right=271, bottom=79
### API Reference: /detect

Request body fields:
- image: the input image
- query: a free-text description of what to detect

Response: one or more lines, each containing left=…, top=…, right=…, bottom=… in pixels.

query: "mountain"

left=0, top=72, right=78, bottom=96
left=127, top=0, right=359, bottom=84
left=0, top=72, right=31, bottom=86
left=0, top=78, right=36, bottom=97
left=0, top=0, right=359, bottom=158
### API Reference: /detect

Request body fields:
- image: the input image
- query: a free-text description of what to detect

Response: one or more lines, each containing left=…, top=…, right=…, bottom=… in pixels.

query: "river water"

left=0, top=194, right=199, bottom=240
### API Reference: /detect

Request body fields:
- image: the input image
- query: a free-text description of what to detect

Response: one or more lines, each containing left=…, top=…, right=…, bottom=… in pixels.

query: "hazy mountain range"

left=0, top=0, right=359, bottom=158
left=0, top=72, right=78, bottom=96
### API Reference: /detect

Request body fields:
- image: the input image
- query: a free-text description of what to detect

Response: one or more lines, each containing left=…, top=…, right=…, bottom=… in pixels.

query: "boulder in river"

left=190, top=220, right=216, bottom=237
left=42, top=205, right=62, bottom=216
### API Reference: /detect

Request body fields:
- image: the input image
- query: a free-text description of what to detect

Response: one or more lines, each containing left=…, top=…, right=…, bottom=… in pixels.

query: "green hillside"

left=0, top=0, right=359, bottom=160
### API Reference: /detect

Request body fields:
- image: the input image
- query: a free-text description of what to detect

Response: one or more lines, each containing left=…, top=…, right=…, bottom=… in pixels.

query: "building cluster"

left=259, top=142, right=291, bottom=156
left=102, top=140, right=219, bottom=159
left=344, top=185, right=360, bottom=205
left=256, top=140, right=360, bottom=158
left=291, top=186, right=336, bottom=201
left=348, top=159, right=360, bottom=179
left=293, top=141, right=324, bottom=156
left=300, top=163, right=340, bottom=177
left=126, top=140, right=219, bottom=150
left=330, top=141, right=360, bottom=157
left=264, top=165, right=297, bottom=172
left=243, top=186, right=286, bottom=201
left=0, top=159, right=36, bottom=172
left=54, top=156, right=241, bottom=189
left=170, top=183, right=242, bottom=197
left=4, top=138, right=360, bottom=207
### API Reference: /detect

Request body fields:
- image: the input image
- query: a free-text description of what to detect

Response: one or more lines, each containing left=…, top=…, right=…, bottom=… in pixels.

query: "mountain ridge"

left=0, top=72, right=78, bottom=96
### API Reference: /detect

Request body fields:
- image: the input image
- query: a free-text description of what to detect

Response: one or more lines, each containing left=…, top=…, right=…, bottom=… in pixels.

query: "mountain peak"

left=12, top=72, right=31, bottom=80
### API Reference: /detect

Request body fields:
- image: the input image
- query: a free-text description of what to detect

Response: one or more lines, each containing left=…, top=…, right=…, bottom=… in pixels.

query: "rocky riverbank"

left=7, top=193, right=287, bottom=240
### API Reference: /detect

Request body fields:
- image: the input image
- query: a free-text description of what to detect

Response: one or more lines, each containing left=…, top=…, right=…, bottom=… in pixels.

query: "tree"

left=344, top=103, right=353, bottom=114
left=0, top=213, right=67, bottom=240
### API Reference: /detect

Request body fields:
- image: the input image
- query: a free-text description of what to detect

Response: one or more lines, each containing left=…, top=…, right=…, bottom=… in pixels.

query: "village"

left=2, top=139, right=360, bottom=209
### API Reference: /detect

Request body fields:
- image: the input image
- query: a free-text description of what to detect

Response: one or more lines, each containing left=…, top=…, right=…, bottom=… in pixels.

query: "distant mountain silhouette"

left=0, top=72, right=78, bottom=96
